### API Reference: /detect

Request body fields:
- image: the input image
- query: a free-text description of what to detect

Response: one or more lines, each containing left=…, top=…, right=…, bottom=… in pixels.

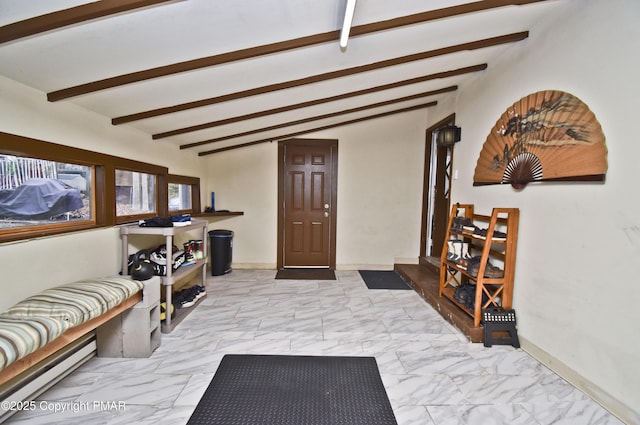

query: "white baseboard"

left=520, top=336, right=639, bottom=424
left=336, top=264, right=392, bottom=271
left=231, top=263, right=410, bottom=271
left=231, top=263, right=277, bottom=270
left=230, top=262, right=419, bottom=271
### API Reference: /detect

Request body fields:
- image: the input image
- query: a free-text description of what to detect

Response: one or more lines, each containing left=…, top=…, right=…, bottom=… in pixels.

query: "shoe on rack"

left=459, top=217, right=477, bottom=232
left=452, top=216, right=477, bottom=233
left=451, top=217, right=464, bottom=232
left=173, top=288, right=196, bottom=308
left=473, top=227, right=507, bottom=241
left=172, top=291, right=184, bottom=309
left=446, top=240, right=456, bottom=262
left=187, top=285, right=205, bottom=300
left=454, top=282, right=473, bottom=305
left=446, top=240, right=462, bottom=263
left=180, top=296, right=196, bottom=308
left=467, top=257, right=504, bottom=279
left=491, top=230, right=507, bottom=241
left=473, top=228, right=487, bottom=239
left=453, top=283, right=476, bottom=311
left=484, top=263, right=504, bottom=278
left=464, top=285, right=476, bottom=311
left=193, top=285, right=206, bottom=299
left=456, top=242, right=472, bottom=269
left=184, top=286, right=202, bottom=303
left=454, top=286, right=468, bottom=304
left=465, top=256, right=482, bottom=277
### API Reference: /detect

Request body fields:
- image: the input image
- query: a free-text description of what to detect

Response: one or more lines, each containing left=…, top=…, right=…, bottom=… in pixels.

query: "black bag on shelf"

left=138, top=216, right=173, bottom=227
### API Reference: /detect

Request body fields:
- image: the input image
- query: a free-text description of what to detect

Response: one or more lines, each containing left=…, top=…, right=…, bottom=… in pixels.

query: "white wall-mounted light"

left=340, top=0, right=357, bottom=49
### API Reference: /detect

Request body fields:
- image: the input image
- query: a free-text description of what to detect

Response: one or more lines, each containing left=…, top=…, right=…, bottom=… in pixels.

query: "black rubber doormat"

left=275, top=268, right=336, bottom=280
left=186, top=354, right=397, bottom=425
left=359, top=270, right=411, bottom=290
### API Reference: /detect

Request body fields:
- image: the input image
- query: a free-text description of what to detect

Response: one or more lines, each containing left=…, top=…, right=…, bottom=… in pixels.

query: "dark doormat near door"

left=275, top=268, right=336, bottom=280
left=359, top=270, right=411, bottom=290
left=186, top=354, right=398, bottom=425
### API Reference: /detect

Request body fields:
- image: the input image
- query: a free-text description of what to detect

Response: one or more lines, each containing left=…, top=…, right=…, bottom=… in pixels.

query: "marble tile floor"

left=6, top=269, right=624, bottom=425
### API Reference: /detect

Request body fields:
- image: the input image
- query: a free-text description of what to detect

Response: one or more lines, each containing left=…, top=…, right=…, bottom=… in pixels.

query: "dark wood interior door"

left=279, top=139, right=337, bottom=268
left=430, top=144, right=452, bottom=257
left=420, top=115, right=456, bottom=261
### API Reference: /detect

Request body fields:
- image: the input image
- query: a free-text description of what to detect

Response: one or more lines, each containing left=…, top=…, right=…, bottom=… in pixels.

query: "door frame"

left=277, top=138, right=338, bottom=270
left=420, top=113, right=456, bottom=260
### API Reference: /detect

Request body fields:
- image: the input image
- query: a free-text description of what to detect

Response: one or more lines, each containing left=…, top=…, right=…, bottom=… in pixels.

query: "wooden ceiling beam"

left=155, top=64, right=484, bottom=140
left=0, top=0, right=180, bottom=45
left=46, top=0, right=550, bottom=101
left=197, top=102, right=437, bottom=156
left=113, top=32, right=524, bottom=125
left=181, top=94, right=441, bottom=149
left=350, top=0, right=550, bottom=37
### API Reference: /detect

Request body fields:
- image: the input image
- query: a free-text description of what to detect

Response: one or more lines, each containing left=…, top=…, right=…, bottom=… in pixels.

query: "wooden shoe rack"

left=439, top=204, right=519, bottom=327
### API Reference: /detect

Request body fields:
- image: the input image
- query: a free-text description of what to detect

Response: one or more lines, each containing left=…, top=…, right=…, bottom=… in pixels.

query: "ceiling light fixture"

left=340, top=0, right=357, bottom=49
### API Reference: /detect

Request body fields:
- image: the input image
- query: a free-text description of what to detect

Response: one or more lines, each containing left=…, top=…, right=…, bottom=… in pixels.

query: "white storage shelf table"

left=120, top=219, right=208, bottom=333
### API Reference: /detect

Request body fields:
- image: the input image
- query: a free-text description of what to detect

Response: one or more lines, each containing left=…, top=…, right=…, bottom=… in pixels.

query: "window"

left=1, top=132, right=201, bottom=241
left=168, top=182, right=192, bottom=212
left=0, top=154, right=94, bottom=233
left=168, top=174, right=201, bottom=214
left=1, top=132, right=177, bottom=242
left=115, top=169, right=157, bottom=217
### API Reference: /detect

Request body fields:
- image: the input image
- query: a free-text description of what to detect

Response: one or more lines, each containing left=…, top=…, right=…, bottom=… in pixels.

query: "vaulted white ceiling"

left=0, top=0, right=569, bottom=155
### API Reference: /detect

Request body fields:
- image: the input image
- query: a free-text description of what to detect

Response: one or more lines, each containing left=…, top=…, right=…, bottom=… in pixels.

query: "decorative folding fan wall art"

left=473, top=90, right=607, bottom=189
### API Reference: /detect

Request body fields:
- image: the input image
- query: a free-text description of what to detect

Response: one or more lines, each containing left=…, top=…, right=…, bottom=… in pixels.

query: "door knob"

left=324, top=211, right=329, bottom=217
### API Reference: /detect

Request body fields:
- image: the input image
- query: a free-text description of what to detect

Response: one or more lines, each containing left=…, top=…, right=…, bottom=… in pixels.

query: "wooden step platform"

left=394, top=263, right=484, bottom=343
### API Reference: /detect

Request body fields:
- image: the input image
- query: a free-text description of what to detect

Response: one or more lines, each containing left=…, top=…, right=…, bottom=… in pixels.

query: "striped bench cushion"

left=0, top=315, right=70, bottom=372
left=3, top=277, right=144, bottom=327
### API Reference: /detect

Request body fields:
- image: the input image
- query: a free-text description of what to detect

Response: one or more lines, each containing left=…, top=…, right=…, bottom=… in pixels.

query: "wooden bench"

left=0, top=292, right=141, bottom=387
left=0, top=276, right=157, bottom=422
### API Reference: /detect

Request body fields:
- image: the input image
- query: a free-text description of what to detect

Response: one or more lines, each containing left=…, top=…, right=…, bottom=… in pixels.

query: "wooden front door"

left=278, top=139, right=337, bottom=269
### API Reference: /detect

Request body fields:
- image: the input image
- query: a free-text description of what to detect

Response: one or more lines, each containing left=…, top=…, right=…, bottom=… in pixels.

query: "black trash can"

left=209, top=229, right=233, bottom=276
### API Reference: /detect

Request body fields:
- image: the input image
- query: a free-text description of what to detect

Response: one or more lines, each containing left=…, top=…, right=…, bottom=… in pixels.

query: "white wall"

left=0, top=76, right=207, bottom=311
left=327, top=111, right=427, bottom=268
left=203, top=141, right=279, bottom=268
left=440, top=0, right=640, bottom=421
left=204, top=109, right=429, bottom=269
